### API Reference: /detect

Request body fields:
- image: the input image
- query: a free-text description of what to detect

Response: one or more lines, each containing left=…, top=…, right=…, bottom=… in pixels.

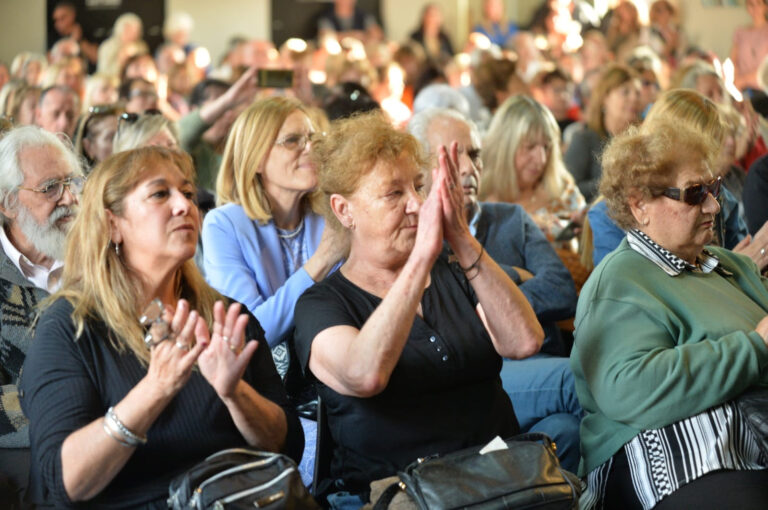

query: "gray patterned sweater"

left=0, top=245, right=48, bottom=448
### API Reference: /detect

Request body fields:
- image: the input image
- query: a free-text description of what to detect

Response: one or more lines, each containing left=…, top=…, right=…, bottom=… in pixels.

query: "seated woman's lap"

left=606, top=447, right=768, bottom=509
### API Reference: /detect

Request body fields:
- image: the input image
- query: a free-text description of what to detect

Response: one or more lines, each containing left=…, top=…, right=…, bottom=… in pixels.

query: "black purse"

left=167, top=448, right=320, bottom=510
left=736, top=387, right=768, bottom=457
left=372, top=433, right=582, bottom=510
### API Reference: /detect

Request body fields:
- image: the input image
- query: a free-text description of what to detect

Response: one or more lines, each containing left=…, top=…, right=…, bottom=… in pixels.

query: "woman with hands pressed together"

left=294, top=113, right=543, bottom=509
left=20, top=147, right=302, bottom=508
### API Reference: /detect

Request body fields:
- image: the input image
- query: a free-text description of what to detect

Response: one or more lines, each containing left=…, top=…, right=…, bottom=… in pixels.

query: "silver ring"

left=176, top=340, right=190, bottom=351
left=761, top=248, right=766, bottom=257
left=222, top=335, right=229, bottom=343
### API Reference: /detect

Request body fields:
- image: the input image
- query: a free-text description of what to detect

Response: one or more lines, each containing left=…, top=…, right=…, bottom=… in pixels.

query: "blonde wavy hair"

left=113, top=114, right=180, bottom=153
left=479, top=95, right=574, bottom=203
left=50, top=147, right=222, bottom=366
left=642, top=88, right=725, bottom=145
left=216, top=96, right=322, bottom=224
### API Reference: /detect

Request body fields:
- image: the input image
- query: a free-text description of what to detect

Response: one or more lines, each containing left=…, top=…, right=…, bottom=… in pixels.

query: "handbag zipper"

left=196, top=454, right=281, bottom=493
left=213, top=466, right=295, bottom=506
left=204, top=448, right=270, bottom=462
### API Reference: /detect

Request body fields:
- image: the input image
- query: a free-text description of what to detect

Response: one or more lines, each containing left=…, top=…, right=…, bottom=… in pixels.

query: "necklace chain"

left=276, top=218, right=305, bottom=239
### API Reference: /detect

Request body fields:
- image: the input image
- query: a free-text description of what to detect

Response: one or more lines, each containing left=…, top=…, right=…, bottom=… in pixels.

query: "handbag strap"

left=372, top=482, right=403, bottom=510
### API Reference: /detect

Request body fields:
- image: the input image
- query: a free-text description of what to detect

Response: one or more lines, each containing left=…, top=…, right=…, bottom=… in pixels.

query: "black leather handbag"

left=372, top=433, right=582, bottom=510
left=167, top=448, right=320, bottom=510
left=736, top=387, right=768, bottom=457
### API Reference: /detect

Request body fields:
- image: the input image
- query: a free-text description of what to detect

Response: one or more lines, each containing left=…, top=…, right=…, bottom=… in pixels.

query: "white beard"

left=15, top=204, right=73, bottom=261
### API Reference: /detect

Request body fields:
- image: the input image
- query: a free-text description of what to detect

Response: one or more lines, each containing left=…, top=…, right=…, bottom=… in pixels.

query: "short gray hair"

left=112, top=114, right=180, bottom=153
left=412, top=84, right=471, bottom=118
left=408, top=107, right=481, bottom=157
left=39, top=84, right=80, bottom=111
left=0, top=126, right=82, bottom=225
left=679, top=61, right=721, bottom=92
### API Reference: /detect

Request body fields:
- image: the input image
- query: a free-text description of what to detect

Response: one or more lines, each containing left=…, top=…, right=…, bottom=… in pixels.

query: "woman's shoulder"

left=298, top=269, right=349, bottom=303
left=581, top=241, right=648, bottom=295
left=39, top=296, right=76, bottom=323
left=204, top=203, right=251, bottom=226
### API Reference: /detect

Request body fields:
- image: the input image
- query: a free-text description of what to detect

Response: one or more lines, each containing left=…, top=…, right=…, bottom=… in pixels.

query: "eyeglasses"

left=18, top=175, right=85, bottom=202
left=274, top=131, right=321, bottom=152
left=657, top=176, right=722, bottom=206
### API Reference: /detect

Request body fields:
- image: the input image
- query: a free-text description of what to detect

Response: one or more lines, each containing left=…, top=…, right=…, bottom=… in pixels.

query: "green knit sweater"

left=571, top=239, right=768, bottom=476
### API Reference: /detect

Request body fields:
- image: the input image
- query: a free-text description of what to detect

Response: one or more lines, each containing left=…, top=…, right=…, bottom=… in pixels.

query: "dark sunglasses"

left=118, top=109, right=163, bottom=132
left=657, top=176, right=722, bottom=206
left=88, top=104, right=121, bottom=115
left=82, top=104, right=122, bottom=138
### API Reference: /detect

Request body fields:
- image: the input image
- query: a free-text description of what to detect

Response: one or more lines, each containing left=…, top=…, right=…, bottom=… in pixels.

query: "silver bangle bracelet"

left=102, top=420, right=133, bottom=448
left=106, top=407, right=147, bottom=445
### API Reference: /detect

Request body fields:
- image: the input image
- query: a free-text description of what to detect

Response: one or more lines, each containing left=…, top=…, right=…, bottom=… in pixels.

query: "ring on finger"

left=228, top=343, right=239, bottom=353
left=762, top=247, right=766, bottom=257
left=176, top=340, right=190, bottom=351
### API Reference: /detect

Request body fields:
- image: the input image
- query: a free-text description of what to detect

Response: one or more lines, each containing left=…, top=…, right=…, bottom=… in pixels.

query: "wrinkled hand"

left=146, top=299, right=206, bottom=400
left=196, top=301, right=259, bottom=400
left=412, top=166, right=444, bottom=264
left=733, top=221, right=768, bottom=270
left=226, top=66, right=259, bottom=106
left=756, top=315, right=768, bottom=347
left=317, top=222, right=350, bottom=266
left=436, top=142, right=472, bottom=250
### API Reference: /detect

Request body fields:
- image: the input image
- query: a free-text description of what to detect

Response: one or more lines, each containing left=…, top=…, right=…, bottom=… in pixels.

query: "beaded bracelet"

left=105, top=407, right=147, bottom=446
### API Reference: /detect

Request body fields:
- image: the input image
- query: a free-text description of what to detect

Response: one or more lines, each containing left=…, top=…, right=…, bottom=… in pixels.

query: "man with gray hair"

left=34, top=85, right=80, bottom=140
left=408, top=107, right=582, bottom=472
left=0, top=126, right=82, bottom=505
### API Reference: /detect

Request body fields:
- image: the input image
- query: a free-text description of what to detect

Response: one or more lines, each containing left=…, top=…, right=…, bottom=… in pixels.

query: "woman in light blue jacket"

left=202, top=97, right=346, bottom=375
left=202, top=97, right=346, bottom=484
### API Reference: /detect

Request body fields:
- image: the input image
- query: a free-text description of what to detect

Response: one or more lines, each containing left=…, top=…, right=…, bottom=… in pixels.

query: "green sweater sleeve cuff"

left=747, top=330, right=768, bottom=374
left=178, top=110, right=209, bottom=150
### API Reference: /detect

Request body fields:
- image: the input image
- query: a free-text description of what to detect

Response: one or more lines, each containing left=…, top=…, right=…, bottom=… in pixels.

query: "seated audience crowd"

left=3, top=0, right=768, bottom=508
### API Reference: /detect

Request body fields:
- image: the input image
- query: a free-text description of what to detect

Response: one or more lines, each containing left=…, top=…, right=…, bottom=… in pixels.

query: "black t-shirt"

left=294, top=255, right=519, bottom=493
left=20, top=297, right=303, bottom=509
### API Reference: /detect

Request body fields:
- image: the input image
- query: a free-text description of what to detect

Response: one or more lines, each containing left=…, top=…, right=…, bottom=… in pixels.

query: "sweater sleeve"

left=19, top=300, right=100, bottom=507
left=721, top=185, right=748, bottom=249
left=564, top=129, right=602, bottom=202
left=0, top=384, right=28, bottom=448
left=178, top=110, right=209, bottom=153
left=575, top=296, right=768, bottom=431
left=517, top=212, right=577, bottom=321
left=202, top=210, right=316, bottom=347
left=588, top=202, right=626, bottom=266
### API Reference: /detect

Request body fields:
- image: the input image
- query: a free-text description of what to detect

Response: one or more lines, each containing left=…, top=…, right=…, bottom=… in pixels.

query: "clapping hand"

left=196, top=301, right=259, bottom=399
left=436, top=142, right=471, bottom=248
left=145, top=299, right=206, bottom=400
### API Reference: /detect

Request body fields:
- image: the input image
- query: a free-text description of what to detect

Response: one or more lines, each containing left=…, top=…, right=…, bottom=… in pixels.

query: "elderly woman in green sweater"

left=572, top=120, right=768, bottom=510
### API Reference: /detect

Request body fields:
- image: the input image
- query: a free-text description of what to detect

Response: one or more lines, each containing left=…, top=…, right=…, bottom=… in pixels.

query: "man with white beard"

left=0, top=126, right=82, bottom=507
